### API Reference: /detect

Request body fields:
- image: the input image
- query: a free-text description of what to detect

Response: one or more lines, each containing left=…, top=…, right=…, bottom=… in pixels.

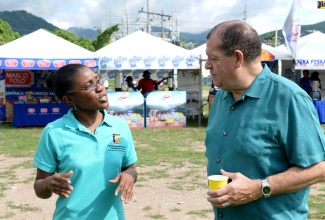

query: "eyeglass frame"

left=65, top=77, right=107, bottom=95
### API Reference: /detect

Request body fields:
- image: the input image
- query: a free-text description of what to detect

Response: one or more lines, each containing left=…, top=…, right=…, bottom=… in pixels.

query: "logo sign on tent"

left=0, top=58, right=97, bottom=70
left=96, top=30, right=199, bottom=70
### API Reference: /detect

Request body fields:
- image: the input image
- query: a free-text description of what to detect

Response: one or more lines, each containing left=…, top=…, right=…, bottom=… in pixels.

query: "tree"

left=78, top=36, right=95, bottom=52
left=54, top=25, right=119, bottom=52
left=54, top=29, right=79, bottom=45
left=180, top=38, right=188, bottom=49
left=0, top=19, right=20, bottom=46
left=54, top=29, right=95, bottom=51
left=92, top=24, right=119, bottom=51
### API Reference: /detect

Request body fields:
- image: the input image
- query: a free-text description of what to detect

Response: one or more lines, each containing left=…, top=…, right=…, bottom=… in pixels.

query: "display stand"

left=106, top=91, right=145, bottom=129
left=145, top=91, right=186, bottom=128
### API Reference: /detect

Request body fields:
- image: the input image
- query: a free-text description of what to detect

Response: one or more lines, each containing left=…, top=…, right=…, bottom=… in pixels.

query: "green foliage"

left=0, top=19, right=20, bottom=46
left=92, top=24, right=119, bottom=51
left=78, top=36, right=95, bottom=51
left=0, top=10, right=120, bottom=52
left=67, top=27, right=98, bottom=40
left=54, top=29, right=79, bottom=45
left=180, top=38, right=188, bottom=49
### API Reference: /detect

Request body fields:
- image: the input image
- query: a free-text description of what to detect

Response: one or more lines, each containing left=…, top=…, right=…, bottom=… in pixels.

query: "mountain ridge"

left=1, top=10, right=325, bottom=47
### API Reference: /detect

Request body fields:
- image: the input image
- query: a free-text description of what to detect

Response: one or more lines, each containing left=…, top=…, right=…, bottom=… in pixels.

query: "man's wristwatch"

left=261, top=178, right=272, bottom=198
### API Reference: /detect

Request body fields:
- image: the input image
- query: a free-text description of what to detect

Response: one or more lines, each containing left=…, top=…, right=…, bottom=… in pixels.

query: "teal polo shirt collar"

left=62, top=109, right=112, bottom=131
left=222, top=64, right=270, bottom=101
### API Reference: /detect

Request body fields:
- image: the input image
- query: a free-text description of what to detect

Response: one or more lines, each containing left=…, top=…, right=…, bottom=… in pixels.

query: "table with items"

left=313, top=100, right=325, bottom=123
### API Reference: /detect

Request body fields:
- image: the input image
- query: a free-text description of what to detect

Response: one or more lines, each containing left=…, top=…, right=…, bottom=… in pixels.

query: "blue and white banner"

left=0, top=58, right=98, bottom=70
left=99, top=54, right=199, bottom=70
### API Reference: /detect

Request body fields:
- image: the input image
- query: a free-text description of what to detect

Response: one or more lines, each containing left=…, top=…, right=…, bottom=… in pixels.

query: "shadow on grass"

left=186, top=115, right=208, bottom=128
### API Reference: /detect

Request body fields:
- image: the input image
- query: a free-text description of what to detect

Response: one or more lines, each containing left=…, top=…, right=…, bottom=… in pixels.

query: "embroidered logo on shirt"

left=113, top=134, right=122, bottom=144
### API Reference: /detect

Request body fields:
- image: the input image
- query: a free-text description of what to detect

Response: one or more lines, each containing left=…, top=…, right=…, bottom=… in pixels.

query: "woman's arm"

left=122, top=164, right=137, bottom=182
left=34, top=168, right=74, bottom=199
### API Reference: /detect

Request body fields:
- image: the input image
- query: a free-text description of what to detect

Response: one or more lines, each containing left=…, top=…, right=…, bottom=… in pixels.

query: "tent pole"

left=198, top=54, right=202, bottom=127
left=278, top=60, right=282, bottom=76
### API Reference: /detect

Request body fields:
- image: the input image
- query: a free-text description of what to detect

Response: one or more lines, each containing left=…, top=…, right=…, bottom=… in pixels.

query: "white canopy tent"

left=96, top=30, right=203, bottom=125
left=0, top=29, right=96, bottom=59
left=96, top=30, right=198, bottom=70
left=262, top=44, right=293, bottom=61
left=191, top=43, right=207, bottom=59
left=0, top=29, right=97, bottom=70
left=295, top=31, right=325, bottom=70
left=0, top=29, right=98, bottom=122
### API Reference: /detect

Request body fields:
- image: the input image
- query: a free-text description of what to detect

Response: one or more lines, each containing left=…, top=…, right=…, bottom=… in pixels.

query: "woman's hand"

left=50, top=170, right=74, bottom=198
left=109, top=165, right=137, bottom=204
left=34, top=169, right=74, bottom=199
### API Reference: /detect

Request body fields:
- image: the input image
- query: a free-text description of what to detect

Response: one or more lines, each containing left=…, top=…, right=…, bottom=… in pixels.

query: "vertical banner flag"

left=282, top=0, right=303, bottom=59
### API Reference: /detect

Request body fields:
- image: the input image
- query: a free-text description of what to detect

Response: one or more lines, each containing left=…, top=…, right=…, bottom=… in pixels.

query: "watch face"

left=263, top=186, right=271, bottom=195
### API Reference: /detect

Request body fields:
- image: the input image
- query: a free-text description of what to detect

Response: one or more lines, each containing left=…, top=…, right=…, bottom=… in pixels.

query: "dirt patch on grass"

left=0, top=154, right=324, bottom=220
left=0, top=155, right=214, bottom=220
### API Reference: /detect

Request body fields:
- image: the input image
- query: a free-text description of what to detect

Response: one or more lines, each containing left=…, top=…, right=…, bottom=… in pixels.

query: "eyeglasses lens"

left=87, top=78, right=106, bottom=91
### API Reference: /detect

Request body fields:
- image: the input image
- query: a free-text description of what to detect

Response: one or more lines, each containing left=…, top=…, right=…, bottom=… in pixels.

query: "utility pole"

left=243, top=4, right=247, bottom=22
left=147, top=0, right=150, bottom=34
left=161, top=10, right=169, bottom=38
left=139, top=9, right=171, bottom=37
left=275, top=26, right=278, bottom=47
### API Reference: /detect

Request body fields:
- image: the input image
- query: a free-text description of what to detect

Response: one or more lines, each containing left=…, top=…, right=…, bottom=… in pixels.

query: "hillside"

left=1, top=10, right=325, bottom=45
left=260, top=20, right=325, bottom=45
left=67, top=27, right=99, bottom=40
left=0, top=10, right=59, bottom=36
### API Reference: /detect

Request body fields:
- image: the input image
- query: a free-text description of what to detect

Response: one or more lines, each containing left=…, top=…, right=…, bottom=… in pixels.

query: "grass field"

left=0, top=111, right=325, bottom=219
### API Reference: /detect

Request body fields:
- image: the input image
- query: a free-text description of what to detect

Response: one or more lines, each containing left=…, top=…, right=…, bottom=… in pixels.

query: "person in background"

left=310, top=71, right=322, bottom=90
left=137, top=70, right=166, bottom=97
left=299, top=70, right=312, bottom=93
left=205, top=20, right=325, bottom=219
left=207, top=82, right=219, bottom=113
left=104, top=78, right=109, bottom=90
left=33, top=64, right=138, bottom=220
left=125, top=76, right=136, bottom=91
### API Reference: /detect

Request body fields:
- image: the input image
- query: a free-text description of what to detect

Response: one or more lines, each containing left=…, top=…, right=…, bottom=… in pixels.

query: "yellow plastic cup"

left=208, top=175, right=228, bottom=191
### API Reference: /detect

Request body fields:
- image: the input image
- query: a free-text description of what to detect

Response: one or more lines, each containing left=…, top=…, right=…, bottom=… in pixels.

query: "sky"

left=1, top=0, right=325, bottom=35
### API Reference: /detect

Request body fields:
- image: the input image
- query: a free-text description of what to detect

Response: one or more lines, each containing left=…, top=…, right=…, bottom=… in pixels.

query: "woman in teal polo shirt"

left=33, top=64, right=137, bottom=220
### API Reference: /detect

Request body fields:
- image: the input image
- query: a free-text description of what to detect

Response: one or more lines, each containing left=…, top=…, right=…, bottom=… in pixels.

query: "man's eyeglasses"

left=65, top=77, right=107, bottom=95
